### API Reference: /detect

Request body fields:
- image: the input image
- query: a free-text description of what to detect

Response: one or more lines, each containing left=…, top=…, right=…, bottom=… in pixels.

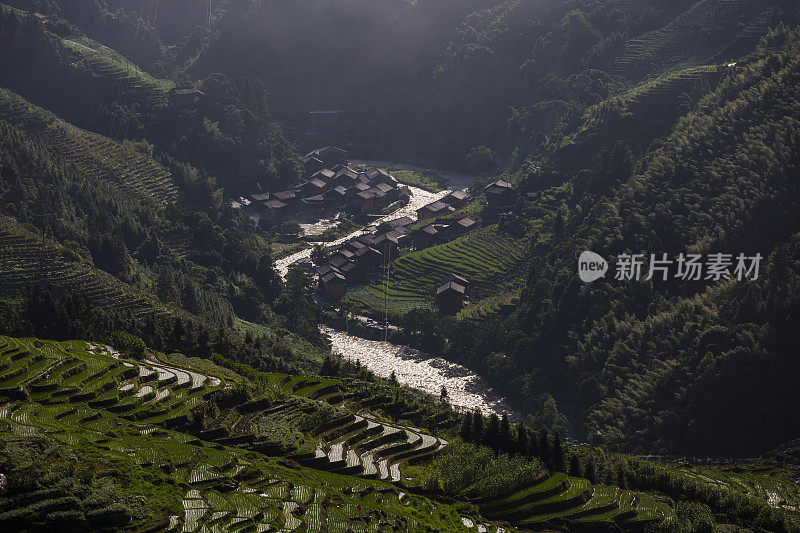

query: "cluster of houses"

left=412, top=189, right=476, bottom=249
left=315, top=216, right=414, bottom=300
left=231, top=147, right=405, bottom=227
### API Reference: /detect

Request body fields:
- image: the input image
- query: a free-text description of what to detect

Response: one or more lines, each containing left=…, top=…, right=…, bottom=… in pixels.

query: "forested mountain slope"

left=190, top=0, right=797, bottom=166
left=0, top=3, right=302, bottom=194
left=441, top=26, right=800, bottom=457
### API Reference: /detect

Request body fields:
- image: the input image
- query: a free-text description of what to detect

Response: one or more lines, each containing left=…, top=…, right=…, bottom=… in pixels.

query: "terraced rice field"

left=347, top=225, right=526, bottom=312
left=0, top=335, right=512, bottom=532
left=478, top=473, right=672, bottom=531
left=676, top=465, right=800, bottom=514
left=0, top=220, right=164, bottom=317
left=610, top=0, right=771, bottom=78
left=0, top=335, right=679, bottom=531
left=62, top=37, right=173, bottom=107
left=0, top=87, right=179, bottom=204
left=554, top=63, right=723, bottom=173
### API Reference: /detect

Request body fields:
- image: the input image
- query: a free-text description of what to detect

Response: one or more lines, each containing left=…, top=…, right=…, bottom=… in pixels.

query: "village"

left=233, top=146, right=518, bottom=314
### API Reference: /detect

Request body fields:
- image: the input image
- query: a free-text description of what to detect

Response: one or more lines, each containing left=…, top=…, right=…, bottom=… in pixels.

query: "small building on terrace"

left=319, top=270, right=347, bottom=300
left=416, top=201, right=455, bottom=222
left=484, top=180, right=515, bottom=207
left=435, top=280, right=467, bottom=314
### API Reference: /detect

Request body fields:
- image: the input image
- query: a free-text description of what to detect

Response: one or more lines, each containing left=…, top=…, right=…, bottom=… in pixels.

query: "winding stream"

left=275, top=184, right=447, bottom=277
left=324, top=327, right=521, bottom=420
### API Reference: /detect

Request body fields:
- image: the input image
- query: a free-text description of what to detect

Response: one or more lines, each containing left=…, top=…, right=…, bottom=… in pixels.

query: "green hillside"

left=62, top=36, right=173, bottom=104
left=1, top=1, right=800, bottom=531
left=344, top=225, right=527, bottom=316
left=0, top=333, right=686, bottom=531
left=0, top=215, right=166, bottom=318
left=0, top=86, right=179, bottom=204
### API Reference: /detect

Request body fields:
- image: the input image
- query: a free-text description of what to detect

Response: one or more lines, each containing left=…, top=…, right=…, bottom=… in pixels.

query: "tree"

left=310, top=245, right=329, bottom=266
left=485, top=414, right=500, bottom=451
left=515, top=424, right=529, bottom=456
left=459, top=413, right=472, bottom=442
left=499, top=414, right=511, bottom=452
left=111, top=330, right=146, bottom=360
left=321, top=354, right=335, bottom=376
left=197, top=329, right=211, bottom=357
left=553, top=431, right=566, bottom=472
left=465, top=145, right=498, bottom=173
left=569, top=453, right=583, bottom=477
left=472, top=410, right=483, bottom=442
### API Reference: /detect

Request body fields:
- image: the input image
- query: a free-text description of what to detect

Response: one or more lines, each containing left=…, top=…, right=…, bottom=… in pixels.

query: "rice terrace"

left=0, top=0, right=799, bottom=532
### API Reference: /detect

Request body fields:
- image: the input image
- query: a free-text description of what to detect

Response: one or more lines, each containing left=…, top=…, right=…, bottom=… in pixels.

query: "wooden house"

left=312, top=146, right=348, bottom=167
left=353, top=246, right=383, bottom=270
left=440, top=189, right=469, bottom=210
left=484, top=180, right=515, bottom=207
left=319, top=271, right=346, bottom=300
left=332, top=169, right=360, bottom=189
left=412, top=224, right=441, bottom=249
left=298, top=178, right=328, bottom=197
left=273, top=190, right=298, bottom=205
left=435, top=281, right=466, bottom=313
left=302, top=155, right=325, bottom=176
left=258, top=199, right=288, bottom=225
left=388, top=216, right=414, bottom=229
left=445, top=217, right=477, bottom=238
left=439, top=273, right=470, bottom=293
left=354, top=190, right=378, bottom=213
left=323, top=186, right=347, bottom=207
left=249, top=192, right=271, bottom=203
left=416, top=201, right=455, bottom=221
left=371, top=232, right=401, bottom=257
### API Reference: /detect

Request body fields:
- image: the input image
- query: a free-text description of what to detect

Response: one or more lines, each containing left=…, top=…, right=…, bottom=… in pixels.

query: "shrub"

left=110, top=331, right=146, bottom=359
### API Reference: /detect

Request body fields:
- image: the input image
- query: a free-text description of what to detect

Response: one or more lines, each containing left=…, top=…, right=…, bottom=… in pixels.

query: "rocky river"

left=275, top=164, right=520, bottom=419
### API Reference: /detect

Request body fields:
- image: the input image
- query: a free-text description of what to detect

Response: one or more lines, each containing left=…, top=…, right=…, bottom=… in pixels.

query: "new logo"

left=578, top=251, right=608, bottom=282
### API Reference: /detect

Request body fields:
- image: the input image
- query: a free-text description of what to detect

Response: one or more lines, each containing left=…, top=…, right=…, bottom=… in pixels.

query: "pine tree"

left=499, top=414, right=511, bottom=452
left=472, top=410, right=483, bottom=442
left=569, top=453, right=583, bottom=477
left=538, top=429, right=551, bottom=464
left=553, top=431, right=565, bottom=472
left=321, top=354, right=333, bottom=376
left=486, top=414, right=500, bottom=451
left=516, top=424, right=528, bottom=457
left=459, top=413, right=472, bottom=442
left=586, top=459, right=597, bottom=483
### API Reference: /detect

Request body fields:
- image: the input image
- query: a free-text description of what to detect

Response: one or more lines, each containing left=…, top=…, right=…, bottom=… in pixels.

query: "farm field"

left=674, top=464, right=800, bottom=514
left=344, top=225, right=527, bottom=316
left=0, top=217, right=165, bottom=318
left=0, top=87, right=179, bottom=204
left=0, top=333, right=680, bottom=531
left=62, top=36, right=173, bottom=104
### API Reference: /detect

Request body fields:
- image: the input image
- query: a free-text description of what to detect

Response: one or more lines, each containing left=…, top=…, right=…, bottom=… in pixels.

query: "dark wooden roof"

left=264, top=199, right=287, bottom=210
left=440, top=273, right=469, bottom=287
left=273, top=190, right=296, bottom=201
left=388, top=216, right=414, bottom=228
left=455, top=217, right=477, bottom=228
left=250, top=192, right=271, bottom=202
left=436, top=281, right=466, bottom=295
left=322, top=271, right=346, bottom=284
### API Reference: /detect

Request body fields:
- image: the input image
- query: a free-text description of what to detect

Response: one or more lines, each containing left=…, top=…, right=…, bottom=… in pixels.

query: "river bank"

left=323, top=326, right=521, bottom=421
left=275, top=162, right=520, bottom=421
